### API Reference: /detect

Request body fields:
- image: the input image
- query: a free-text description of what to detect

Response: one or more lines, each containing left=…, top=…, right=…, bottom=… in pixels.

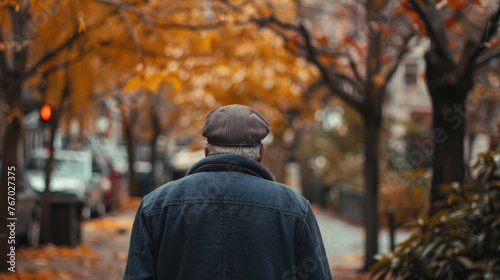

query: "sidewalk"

left=1, top=199, right=408, bottom=279
left=314, top=209, right=410, bottom=279
left=0, top=199, right=138, bottom=280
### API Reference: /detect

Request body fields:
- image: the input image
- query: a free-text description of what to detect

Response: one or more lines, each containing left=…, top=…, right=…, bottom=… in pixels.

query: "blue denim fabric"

left=124, top=154, right=332, bottom=280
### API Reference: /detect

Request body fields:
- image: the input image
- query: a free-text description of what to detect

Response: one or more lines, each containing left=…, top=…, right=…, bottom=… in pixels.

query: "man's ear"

left=257, top=144, right=265, bottom=163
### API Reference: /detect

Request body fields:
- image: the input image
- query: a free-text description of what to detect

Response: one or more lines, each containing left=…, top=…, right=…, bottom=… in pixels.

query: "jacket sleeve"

left=294, top=205, right=332, bottom=280
left=123, top=201, right=156, bottom=280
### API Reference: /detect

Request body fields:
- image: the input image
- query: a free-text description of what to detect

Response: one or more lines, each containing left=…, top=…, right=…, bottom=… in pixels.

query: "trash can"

left=50, top=194, right=85, bottom=247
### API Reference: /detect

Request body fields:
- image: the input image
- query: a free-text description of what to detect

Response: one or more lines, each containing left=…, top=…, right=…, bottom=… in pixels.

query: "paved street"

left=3, top=199, right=410, bottom=279
left=315, top=210, right=410, bottom=277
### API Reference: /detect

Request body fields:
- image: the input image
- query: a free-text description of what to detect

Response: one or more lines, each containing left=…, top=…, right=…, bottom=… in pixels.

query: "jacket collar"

left=187, top=154, right=274, bottom=181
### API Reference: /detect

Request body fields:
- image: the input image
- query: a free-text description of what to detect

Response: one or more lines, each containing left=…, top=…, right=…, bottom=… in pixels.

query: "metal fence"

left=337, top=189, right=365, bottom=224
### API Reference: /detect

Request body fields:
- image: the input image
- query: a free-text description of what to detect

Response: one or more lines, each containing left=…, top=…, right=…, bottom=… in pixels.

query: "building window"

left=405, top=62, right=418, bottom=86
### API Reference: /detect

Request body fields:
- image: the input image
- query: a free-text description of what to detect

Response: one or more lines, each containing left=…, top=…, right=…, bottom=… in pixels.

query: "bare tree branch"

left=154, top=21, right=224, bottom=30
left=0, top=28, right=6, bottom=80
left=119, top=9, right=144, bottom=65
left=476, top=44, right=500, bottom=68
left=24, top=6, right=122, bottom=78
left=479, top=3, right=500, bottom=45
left=25, top=30, right=83, bottom=78
left=92, top=0, right=153, bottom=19
left=457, top=10, right=486, bottom=32
left=463, top=5, right=500, bottom=77
left=40, top=46, right=93, bottom=78
left=95, top=0, right=226, bottom=30
left=409, top=0, right=454, bottom=64
left=299, top=23, right=364, bottom=112
left=259, top=22, right=305, bottom=58
left=252, top=15, right=301, bottom=32
left=8, top=4, right=30, bottom=75
left=383, top=31, right=416, bottom=94
left=252, top=13, right=368, bottom=89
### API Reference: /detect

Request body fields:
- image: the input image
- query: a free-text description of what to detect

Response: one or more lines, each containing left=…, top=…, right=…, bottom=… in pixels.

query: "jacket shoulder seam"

left=142, top=199, right=307, bottom=221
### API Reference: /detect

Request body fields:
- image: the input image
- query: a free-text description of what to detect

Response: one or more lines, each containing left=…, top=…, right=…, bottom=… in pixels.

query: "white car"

left=25, top=149, right=106, bottom=218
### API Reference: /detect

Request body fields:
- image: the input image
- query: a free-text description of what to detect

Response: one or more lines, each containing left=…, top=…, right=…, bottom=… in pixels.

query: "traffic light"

left=40, top=104, right=52, bottom=122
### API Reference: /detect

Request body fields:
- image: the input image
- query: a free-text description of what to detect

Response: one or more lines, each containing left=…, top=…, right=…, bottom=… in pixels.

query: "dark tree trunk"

left=362, top=110, right=382, bottom=271
left=150, top=108, right=161, bottom=189
left=429, top=97, right=467, bottom=210
left=39, top=112, right=60, bottom=245
left=0, top=100, right=22, bottom=271
left=0, top=5, right=28, bottom=269
left=425, top=52, right=472, bottom=215
left=123, top=113, right=138, bottom=197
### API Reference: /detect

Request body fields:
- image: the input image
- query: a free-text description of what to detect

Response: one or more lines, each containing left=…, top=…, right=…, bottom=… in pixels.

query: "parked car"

left=25, top=149, right=106, bottom=218
left=0, top=161, right=41, bottom=247
left=16, top=171, right=42, bottom=247
left=92, top=154, right=127, bottom=211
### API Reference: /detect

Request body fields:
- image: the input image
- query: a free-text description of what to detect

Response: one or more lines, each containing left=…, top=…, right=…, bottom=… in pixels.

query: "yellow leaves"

left=198, top=31, right=221, bottom=53
left=169, top=76, right=183, bottom=92
left=123, top=67, right=183, bottom=93
left=77, top=13, right=86, bottom=33
left=0, top=0, right=18, bottom=8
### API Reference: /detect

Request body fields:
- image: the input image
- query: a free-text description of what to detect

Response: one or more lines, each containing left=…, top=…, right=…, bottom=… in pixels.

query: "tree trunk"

left=123, top=115, right=138, bottom=197
left=0, top=36, right=27, bottom=269
left=150, top=108, right=161, bottom=190
left=429, top=91, right=467, bottom=214
left=0, top=105, right=22, bottom=272
left=39, top=113, right=60, bottom=245
left=425, top=52, right=472, bottom=215
left=362, top=113, right=381, bottom=271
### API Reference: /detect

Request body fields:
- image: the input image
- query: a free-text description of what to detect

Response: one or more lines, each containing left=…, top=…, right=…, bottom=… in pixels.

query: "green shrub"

left=371, top=151, right=500, bottom=280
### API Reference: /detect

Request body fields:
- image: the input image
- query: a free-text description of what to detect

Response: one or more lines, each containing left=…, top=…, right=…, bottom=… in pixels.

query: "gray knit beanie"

left=202, top=104, right=270, bottom=146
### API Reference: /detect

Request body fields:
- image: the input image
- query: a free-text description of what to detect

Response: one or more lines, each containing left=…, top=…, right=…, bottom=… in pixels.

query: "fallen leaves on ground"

left=18, top=244, right=100, bottom=260
left=0, top=245, right=100, bottom=280
left=0, top=268, right=89, bottom=280
left=84, top=217, right=134, bottom=234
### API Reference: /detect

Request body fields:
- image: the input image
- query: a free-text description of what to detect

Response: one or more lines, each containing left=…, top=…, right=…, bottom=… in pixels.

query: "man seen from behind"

left=124, top=104, right=332, bottom=280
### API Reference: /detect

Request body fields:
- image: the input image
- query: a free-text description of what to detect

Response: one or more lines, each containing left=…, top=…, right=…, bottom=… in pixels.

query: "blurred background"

left=1, top=0, right=500, bottom=278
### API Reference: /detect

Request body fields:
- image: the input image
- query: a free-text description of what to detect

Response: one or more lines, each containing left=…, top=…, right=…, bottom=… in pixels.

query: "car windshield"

left=26, top=157, right=85, bottom=178
left=53, top=159, right=85, bottom=177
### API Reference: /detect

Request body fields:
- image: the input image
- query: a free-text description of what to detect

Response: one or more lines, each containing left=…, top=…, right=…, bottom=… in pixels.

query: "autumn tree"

left=0, top=0, right=87, bottom=270
left=218, top=0, right=419, bottom=269
left=0, top=0, right=225, bottom=270
left=403, top=0, right=500, bottom=213
left=121, top=22, right=320, bottom=182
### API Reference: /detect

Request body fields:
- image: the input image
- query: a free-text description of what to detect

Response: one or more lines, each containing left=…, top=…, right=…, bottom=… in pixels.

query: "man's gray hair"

left=205, top=143, right=261, bottom=161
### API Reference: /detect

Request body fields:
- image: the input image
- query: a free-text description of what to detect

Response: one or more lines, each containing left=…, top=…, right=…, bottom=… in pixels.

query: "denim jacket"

left=124, top=154, right=332, bottom=280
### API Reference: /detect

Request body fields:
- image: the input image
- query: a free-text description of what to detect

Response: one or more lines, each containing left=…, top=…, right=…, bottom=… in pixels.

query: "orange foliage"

left=381, top=25, right=393, bottom=35
left=379, top=54, right=391, bottom=63
left=286, top=35, right=300, bottom=50
left=486, top=38, right=500, bottom=48
left=444, top=16, right=459, bottom=28
left=315, top=35, right=328, bottom=46
left=448, top=0, right=467, bottom=10
left=448, top=40, right=457, bottom=49
left=395, top=0, right=427, bottom=35
left=342, top=35, right=355, bottom=45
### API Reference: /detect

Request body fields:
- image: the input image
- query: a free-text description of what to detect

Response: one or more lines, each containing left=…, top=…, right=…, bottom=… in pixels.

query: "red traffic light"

left=40, top=104, right=52, bottom=121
